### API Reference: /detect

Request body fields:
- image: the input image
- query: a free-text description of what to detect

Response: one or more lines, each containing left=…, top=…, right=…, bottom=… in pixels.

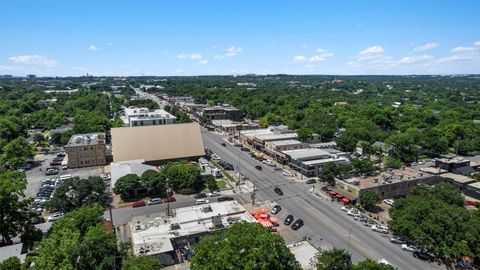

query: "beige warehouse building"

left=111, top=123, right=205, bottom=165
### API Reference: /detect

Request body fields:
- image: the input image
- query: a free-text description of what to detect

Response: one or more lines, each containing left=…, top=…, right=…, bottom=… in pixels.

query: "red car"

left=162, top=197, right=176, bottom=203
left=132, top=200, right=146, bottom=208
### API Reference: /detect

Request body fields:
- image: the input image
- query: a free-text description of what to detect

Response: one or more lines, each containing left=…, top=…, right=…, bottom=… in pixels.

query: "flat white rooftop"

left=283, top=148, right=331, bottom=161
left=302, top=157, right=349, bottom=166
left=130, top=201, right=256, bottom=256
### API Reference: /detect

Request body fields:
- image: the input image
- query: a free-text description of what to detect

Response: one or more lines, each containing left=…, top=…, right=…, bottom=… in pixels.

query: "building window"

left=97, top=146, right=103, bottom=150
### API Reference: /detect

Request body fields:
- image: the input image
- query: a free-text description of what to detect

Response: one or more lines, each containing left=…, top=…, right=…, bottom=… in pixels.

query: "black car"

left=413, top=251, right=434, bottom=262
left=284, top=215, right=294, bottom=225
left=193, top=193, right=207, bottom=198
left=217, top=196, right=234, bottom=202
left=305, top=178, right=317, bottom=184
left=255, top=165, right=262, bottom=170
left=241, top=147, right=250, bottom=152
left=274, top=187, right=283, bottom=195
left=291, top=219, right=304, bottom=230
left=220, top=142, right=227, bottom=147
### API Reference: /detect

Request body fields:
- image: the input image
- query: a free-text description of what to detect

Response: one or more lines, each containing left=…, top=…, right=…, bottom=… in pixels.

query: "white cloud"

left=450, top=46, right=477, bottom=54
left=198, top=59, right=208, bottom=65
left=87, top=45, right=100, bottom=51
left=293, top=48, right=333, bottom=63
left=398, top=55, right=434, bottom=65
left=293, top=55, right=307, bottom=62
left=475, top=41, right=480, bottom=47
left=358, top=45, right=385, bottom=61
left=437, top=54, right=472, bottom=63
left=225, top=46, right=243, bottom=57
left=215, top=46, right=243, bottom=60
left=414, top=43, right=438, bottom=52
left=9, top=54, right=57, bottom=67
left=177, top=53, right=203, bottom=60
left=0, top=65, right=16, bottom=71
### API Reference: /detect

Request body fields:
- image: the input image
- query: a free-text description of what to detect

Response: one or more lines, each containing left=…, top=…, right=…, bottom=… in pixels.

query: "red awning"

left=336, top=194, right=343, bottom=198
left=270, top=216, right=279, bottom=223
left=342, top=198, right=350, bottom=203
left=329, top=191, right=337, bottom=195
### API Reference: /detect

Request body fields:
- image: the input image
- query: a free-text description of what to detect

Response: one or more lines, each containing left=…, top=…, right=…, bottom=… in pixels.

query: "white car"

left=378, top=259, right=393, bottom=266
left=341, top=206, right=351, bottom=212
left=371, top=224, right=389, bottom=234
left=208, top=191, right=221, bottom=197
left=196, top=199, right=210, bottom=205
left=383, top=199, right=394, bottom=206
left=401, top=244, right=421, bottom=252
left=48, top=213, right=64, bottom=222
left=347, top=209, right=360, bottom=216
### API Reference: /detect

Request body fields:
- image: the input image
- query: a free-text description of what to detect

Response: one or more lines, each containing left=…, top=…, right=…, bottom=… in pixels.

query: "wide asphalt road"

left=200, top=127, right=445, bottom=270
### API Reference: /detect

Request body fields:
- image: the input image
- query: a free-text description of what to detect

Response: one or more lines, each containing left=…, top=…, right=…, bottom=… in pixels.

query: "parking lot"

left=25, top=153, right=105, bottom=199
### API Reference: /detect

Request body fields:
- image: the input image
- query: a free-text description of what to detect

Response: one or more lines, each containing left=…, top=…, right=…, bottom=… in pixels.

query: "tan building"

left=111, top=123, right=205, bottom=165
left=65, top=133, right=107, bottom=168
left=265, top=139, right=306, bottom=153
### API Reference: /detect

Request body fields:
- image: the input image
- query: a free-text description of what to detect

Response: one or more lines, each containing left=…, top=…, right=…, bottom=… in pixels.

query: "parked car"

left=240, top=147, right=250, bottom=152
left=220, top=142, right=227, bottom=147
left=362, top=220, right=376, bottom=227
left=45, top=168, right=59, bottom=176
left=274, top=187, right=283, bottom=195
left=193, top=193, right=207, bottom=198
left=341, top=206, right=351, bottom=212
left=390, top=236, right=407, bottom=244
left=255, top=165, right=262, bottom=170
left=305, top=178, right=317, bottom=184
left=162, top=197, right=176, bottom=203
left=371, top=224, right=389, bottom=234
left=47, top=213, right=64, bottom=222
left=401, top=244, right=421, bottom=253
left=217, top=196, right=234, bottom=202
left=147, top=198, right=162, bottom=205
left=284, top=215, right=294, bottom=225
left=196, top=199, right=209, bottom=205
left=233, top=143, right=242, bottom=147
left=274, top=167, right=283, bottom=171
left=132, top=200, right=146, bottom=208
left=413, top=251, right=434, bottom=262
left=208, top=191, right=221, bottom=197
left=378, top=259, right=393, bottom=267
left=291, top=219, right=304, bottom=230
left=270, top=205, right=282, bottom=214
left=347, top=209, right=360, bottom=216
left=383, top=199, right=394, bottom=206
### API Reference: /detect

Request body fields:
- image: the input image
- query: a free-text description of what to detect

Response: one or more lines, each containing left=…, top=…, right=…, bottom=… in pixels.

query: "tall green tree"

left=115, top=174, right=142, bottom=199
left=122, top=255, right=162, bottom=270
left=141, top=170, right=166, bottom=195
left=315, top=248, right=352, bottom=270
left=319, top=163, right=338, bottom=186
left=1, top=137, right=35, bottom=168
left=46, top=176, right=110, bottom=212
left=162, top=162, right=201, bottom=191
left=0, top=257, right=21, bottom=270
left=0, top=170, right=34, bottom=245
left=359, top=190, right=380, bottom=211
left=190, top=222, right=301, bottom=270
left=352, top=259, right=395, bottom=270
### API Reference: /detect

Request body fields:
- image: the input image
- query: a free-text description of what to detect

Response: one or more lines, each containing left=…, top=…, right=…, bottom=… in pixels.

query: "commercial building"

left=439, top=173, right=476, bottom=191
left=240, top=125, right=298, bottom=150
left=202, top=105, right=244, bottom=122
left=0, top=243, right=26, bottom=263
left=282, top=148, right=349, bottom=177
left=210, top=119, right=258, bottom=135
left=465, top=182, right=480, bottom=200
left=65, top=133, right=107, bottom=168
left=265, top=140, right=307, bottom=153
left=130, top=201, right=256, bottom=265
left=111, top=123, right=205, bottom=165
left=124, top=107, right=176, bottom=127
left=434, top=157, right=471, bottom=172
left=335, top=167, right=438, bottom=200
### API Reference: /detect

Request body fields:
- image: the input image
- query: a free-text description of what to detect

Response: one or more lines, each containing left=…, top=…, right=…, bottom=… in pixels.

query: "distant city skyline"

left=1, top=0, right=479, bottom=76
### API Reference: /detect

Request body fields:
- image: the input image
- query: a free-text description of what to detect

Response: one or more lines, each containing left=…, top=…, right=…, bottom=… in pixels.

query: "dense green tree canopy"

left=114, top=174, right=142, bottom=199
left=121, top=255, right=162, bottom=270
left=46, top=176, right=110, bottom=212
left=359, top=190, right=381, bottom=211
left=1, top=137, right=35, bottom=169
left=0, top=170, right=35, bottom=244
left=191, top=222, right=301, bottom=270
left=389, top=183, right=479, bottom=260
left=315, top=248, right=352, bottom=270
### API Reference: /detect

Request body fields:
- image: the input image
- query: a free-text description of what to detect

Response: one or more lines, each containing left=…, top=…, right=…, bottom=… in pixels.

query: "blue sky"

left=1, top=0, right=479, bottom=76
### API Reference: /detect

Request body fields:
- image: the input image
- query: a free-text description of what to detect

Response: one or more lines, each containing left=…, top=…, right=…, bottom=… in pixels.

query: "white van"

left=196, top=199, right=209, bottom=205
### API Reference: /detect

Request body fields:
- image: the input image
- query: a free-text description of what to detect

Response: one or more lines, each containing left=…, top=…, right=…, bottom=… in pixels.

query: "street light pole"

left=347, top=223, right=355, bottom=253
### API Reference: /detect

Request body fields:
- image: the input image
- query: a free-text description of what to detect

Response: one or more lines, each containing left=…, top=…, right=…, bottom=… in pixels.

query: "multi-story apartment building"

left=65, top=133, right=107, bottom=168
left=124, top=107, right=176, bottom=127
left=202, top=106, right=243, bottom=122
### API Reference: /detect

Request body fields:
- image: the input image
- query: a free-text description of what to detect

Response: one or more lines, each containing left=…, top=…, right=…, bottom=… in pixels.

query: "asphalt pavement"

left=200, top=127, right=445, bottom=270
